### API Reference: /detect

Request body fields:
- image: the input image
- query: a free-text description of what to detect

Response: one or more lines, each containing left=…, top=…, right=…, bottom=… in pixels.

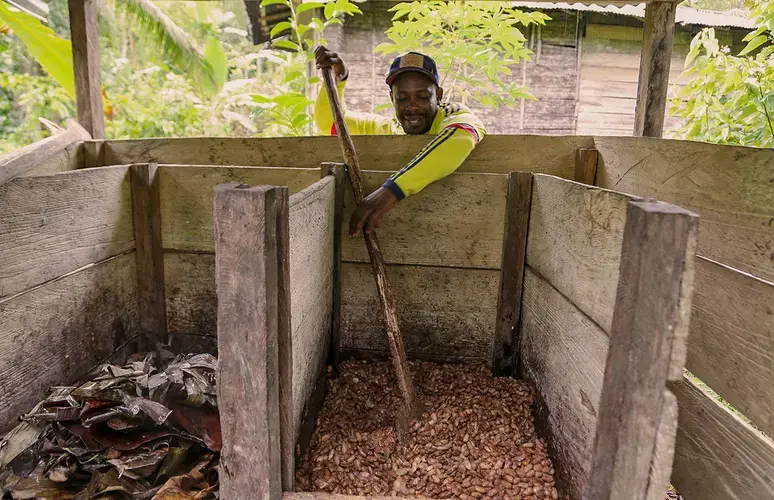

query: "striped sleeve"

left=383, top=125, right=478, bottom=200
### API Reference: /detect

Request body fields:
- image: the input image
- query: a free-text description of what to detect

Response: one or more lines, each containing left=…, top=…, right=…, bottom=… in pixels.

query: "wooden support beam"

left=586, top=200, right=698, bottom=500
left=68, top=0, right=104, bottom=139
left=130, top=163, right=167, bottom=346
left=214, top=183, right=291, bottom=500
left=492, top=172, right=533, bottom=376
left=574, top=148, right=598, bottom=186
left=321, top=162, right=346, bottom=368
left=633, top=1, right=677, bottom=138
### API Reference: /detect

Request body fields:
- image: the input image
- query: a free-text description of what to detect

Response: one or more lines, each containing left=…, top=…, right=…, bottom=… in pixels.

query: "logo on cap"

left=386, top=51, right=440, bottom=86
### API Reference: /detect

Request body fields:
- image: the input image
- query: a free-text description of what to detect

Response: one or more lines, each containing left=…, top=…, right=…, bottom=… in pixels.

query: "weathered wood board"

left=164, top=252, right=216, bottom=336
left=341, top=171, right=508, bottom=269
left=519, top=267, right=607, bottom=500
left=526, top=175, right=629, bottom=333
left=288, top=177, right=335, bottom=440
left=525, top=174, right=772, bottom=435
left=89, top=136, right=591, bottom=178
left=594, top=137, right=774, bottom=282
left=0, top=121, right=89, bottom=185
left=670, top=377, right=774, bottom=500
left=159, top=165, right=320, bottom=252
left=0, top=254, right=138, bottom=432
left=339, top=263, right=498, bottom=361
left=687, top=257, right=773, bottom=437
left=0, top=166, right=135, bottom=299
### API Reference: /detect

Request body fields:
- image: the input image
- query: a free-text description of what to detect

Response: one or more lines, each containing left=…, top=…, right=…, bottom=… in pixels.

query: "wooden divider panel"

left=341, top=171, right=508, bottom=269
left=0, top=166, right=134, bottom=299
left=159, top=165, right=320, bottom=252
left=522, top=173, right=774, bottom=499
left=670, top=377, right=774, bottom=499
left=340, top=263, right=499, bottom=361
left=94, top=136, right=592, bottom=177
left=288, top=177, right=335, bottom=440
left=594, top=137, right=774, bottom=282
left=0, top=254, right=138, bottom=432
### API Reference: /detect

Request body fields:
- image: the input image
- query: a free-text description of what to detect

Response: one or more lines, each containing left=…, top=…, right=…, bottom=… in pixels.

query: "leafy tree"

left=374, top=1, right=550, bottom=108
left=254, top=0, right=363, bottom=136
left=670, top=0, right=773, bottom=147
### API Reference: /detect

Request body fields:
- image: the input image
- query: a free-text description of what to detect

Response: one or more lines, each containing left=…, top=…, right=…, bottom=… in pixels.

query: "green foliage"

left=670, top=1, right=774, bottom=147
left=253, top=0, right=362, bottom=136
left=374, top=1, right=550, bottom=108
left=0, top=2, right=75, bottom=98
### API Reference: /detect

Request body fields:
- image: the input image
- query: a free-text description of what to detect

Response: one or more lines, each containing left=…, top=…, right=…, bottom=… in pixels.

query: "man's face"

left=390, top=72, right=443, bottom=135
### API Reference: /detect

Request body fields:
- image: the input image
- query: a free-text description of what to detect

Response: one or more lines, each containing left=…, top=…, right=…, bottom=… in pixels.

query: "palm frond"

left=116, top=0, right=220, bottom=95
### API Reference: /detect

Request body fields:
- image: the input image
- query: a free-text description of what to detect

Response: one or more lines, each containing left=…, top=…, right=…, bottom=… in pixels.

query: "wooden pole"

left=68, top=0, right=105, bottom=139
left=633, top=1, right=677, bottom=138
left=585, top=200, right=698, bottom=500
left=214, top=183, right=291, bottom=500
left=321, top=68, right=420, bottom=418
left=129, top=163, right=167, bottom=346
left=492, top=172, right=533, bottom=377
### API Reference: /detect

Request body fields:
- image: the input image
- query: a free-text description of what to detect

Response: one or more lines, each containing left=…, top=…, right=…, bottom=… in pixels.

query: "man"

left=314, top=46, right=486, bottom=236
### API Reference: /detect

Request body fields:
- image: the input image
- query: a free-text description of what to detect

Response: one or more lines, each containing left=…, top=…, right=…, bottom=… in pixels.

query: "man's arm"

left=350, top=119, right=485, bottom=236
left=314, top=46, right=396, bottom=136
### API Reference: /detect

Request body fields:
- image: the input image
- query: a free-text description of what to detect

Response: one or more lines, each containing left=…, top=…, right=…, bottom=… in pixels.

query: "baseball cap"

left=385, top=52, right=440, bottom=86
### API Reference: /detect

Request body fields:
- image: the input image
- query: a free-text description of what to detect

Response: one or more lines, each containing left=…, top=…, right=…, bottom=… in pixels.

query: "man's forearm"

left=383, top=126, right=480, bottom=199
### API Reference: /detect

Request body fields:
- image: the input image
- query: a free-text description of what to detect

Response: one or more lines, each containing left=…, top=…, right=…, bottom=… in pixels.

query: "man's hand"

left=314, top=45, right=348, bottom=82
left=349, top=187, right=398, bottom=237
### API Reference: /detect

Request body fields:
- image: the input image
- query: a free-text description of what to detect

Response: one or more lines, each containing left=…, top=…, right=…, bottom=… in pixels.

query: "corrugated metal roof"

left=511, top=2, right=756, bottom=29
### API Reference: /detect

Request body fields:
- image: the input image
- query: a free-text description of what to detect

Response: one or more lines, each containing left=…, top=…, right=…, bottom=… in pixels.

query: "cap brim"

left=386, top=67, right=438, bottom=86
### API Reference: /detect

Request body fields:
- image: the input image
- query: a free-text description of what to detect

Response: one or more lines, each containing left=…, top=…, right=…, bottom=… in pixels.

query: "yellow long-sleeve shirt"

left=314, top=80, right=486, bottom=200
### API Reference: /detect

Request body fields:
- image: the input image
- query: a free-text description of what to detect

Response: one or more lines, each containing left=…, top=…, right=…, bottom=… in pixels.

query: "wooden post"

left=574, top=148, right=598, bottom=186
left=130, top=163, right=167, bottom=345
left=492, top=172, right=533, bottom=376
left=321, top=162, right=346, bottom=368
left=585, top=200, right=698, bottom=500
left=68, top=0, right=105, bottom=139
left=214, top=183, right=293, bottom=500
left=633, top=1, right=677, bottom=138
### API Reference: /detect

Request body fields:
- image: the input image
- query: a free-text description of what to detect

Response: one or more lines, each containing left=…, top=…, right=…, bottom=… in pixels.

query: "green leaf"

left=272, top=39, right=301, bottom=51
left=297, top=2, right=325, bottom=15
left=203, top=37, right=228, bottom=96
left=252, top=94, right=274, bottom=104
left=308, top=76, right=320, bottom=84
left=270, top=21, right=293, bottom=38
left=739, top=35, right=769, bottom=56
left=0, top=2, right=75, bottom=99
left=260, top=0, right=290, bottom=7
left=324, top=2, right=336, bottom=20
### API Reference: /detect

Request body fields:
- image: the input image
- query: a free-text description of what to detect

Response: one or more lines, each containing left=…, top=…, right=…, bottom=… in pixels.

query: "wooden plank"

left=0, top=120, right=90, bottom=185
left=574, top=149, right=598, bottom=185
left=130, top=163, right=167, bottom=344
left=670, top=376, right=774, bottom=500
left=646, top=391, right=678, bottom=500
left=342, top=171, right=508, bottom=269
left=321, top=163, right=346, bottom=367
left=276, top=187, right=294, bottom=492
left=67, top=0, right=104, bottom=139
left=587, top=200, right=698, bottom=500
left=159, top=165, right=320, bottom=252
left=0, top=254, right=138, bottom=432
left=164, top=252, right=216, bottom=336
left=340, top=263, right=499, bottom=361
left=0, top=166, right=135, bottom=300
left=526, top=174, right=631, bottom=333
left=687, top=257, right=774, bottom=436
left=288, top=177, right=335, bottom=442
left=580, top=66, right=689, bottom=85
left=213, top=184, right=285, bottom=500
left=519, top=267, right=608, bottom=500
left=581, top=51, right=686, bottom=71
left=492, top=172, right=533, bottom=376
left=579, top=80, right=682, bottom=100
left=634, top=1, right=678, bottom=137
left=96, top=135, right=592, bottom=177
left=594, top=137, right=774, bottom=282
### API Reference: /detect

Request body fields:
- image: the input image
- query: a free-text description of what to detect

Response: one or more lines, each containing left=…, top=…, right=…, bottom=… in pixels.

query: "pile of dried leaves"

left=0, top=349, right=221, bottom=499
left=296, top=360, right=558, bottom=499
